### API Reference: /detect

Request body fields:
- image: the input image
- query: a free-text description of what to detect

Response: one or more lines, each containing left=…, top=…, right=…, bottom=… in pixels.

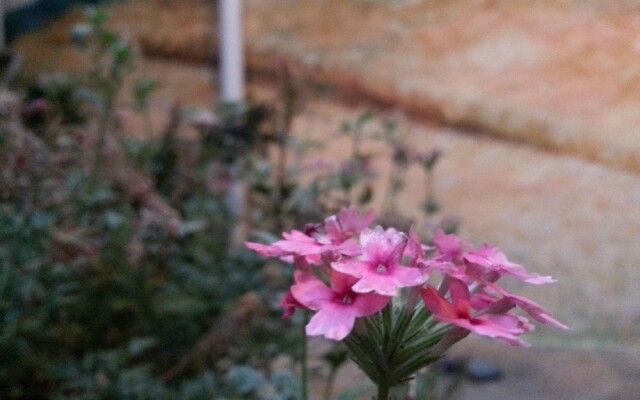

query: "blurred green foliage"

left=0, top=9, right=297, bottom=400
left=0, top=99, right=295, bottom=398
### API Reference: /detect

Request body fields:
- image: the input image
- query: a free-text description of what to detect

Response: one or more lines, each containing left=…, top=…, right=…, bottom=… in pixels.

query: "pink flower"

left=421, top=230, right=470, bottom=281
left=291, top=270, right=391, bottom=340
left=426, top=231, right=556, bottom=288
left=246, top=229, right=361, bottom=265
left=323, top=207, right=376, bottom=244
left=433, top=230, right=466, bottom=264
left=247, top=208, right=567, bottom=348
left=333, top=226, right=427, bottom=296
left=480, top=283, right=570, bottom=330
left=464, top=245, right=555, bottom=284
left=245, top=208, right=370, bottom=265
left=421, top=280, right=534, bottom=346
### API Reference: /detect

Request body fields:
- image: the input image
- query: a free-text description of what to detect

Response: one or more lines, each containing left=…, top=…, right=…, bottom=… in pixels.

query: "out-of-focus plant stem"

left=274, top=63, right=296, bottom=231
left=89, top=79, right=120, bottom=191
left=323, top=367, right=338, bottom=400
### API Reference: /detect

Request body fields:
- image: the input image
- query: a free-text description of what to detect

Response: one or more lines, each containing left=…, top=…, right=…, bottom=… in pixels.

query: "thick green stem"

left=377, top=382, right=390, bottom=400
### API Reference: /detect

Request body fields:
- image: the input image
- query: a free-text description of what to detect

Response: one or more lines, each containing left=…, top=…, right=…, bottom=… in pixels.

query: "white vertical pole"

left=218, top=0, right=245, bottom=104
left=218, top=0, right=246, bottom=247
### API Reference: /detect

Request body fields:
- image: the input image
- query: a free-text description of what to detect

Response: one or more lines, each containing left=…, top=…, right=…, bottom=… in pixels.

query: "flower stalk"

left=377, top=382, right=390, bottom=400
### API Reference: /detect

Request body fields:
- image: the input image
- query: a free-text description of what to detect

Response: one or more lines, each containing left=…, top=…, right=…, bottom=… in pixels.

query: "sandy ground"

left=304, top=336, right=640, bottom=400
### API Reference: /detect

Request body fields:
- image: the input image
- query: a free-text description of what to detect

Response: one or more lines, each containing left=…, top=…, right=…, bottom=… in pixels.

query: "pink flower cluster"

left=246, top=208, right=568, bottom=344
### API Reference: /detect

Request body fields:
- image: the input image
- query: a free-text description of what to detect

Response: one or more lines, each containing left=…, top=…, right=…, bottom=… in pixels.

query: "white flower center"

left=376, top=264, right=388, bottom=274
left=341, top=294, right=354, bottom=304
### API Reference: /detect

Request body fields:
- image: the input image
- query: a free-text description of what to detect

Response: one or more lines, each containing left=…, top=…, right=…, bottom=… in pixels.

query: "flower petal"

left=306, top=305, right=357, bottom=340
left=291, top=274, right=334, bottom=311
left=421, top=285, right=466, bottom=320
left=331, top=259, right=368, bottom=279
left=465, top=245, right=556, bottom=284
left=352, top=273, right=399, bottom=296
left=352, top=293, right=392, bottom=317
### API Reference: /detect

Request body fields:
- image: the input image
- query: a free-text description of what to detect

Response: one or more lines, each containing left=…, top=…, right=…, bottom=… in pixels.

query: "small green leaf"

left=88, top=8, right=109, bottom=28
left=111, top=42, right=133, bottom=66
left=356, top=111, right=375, bottom=127
left=99, top=31, right=119, bottom=47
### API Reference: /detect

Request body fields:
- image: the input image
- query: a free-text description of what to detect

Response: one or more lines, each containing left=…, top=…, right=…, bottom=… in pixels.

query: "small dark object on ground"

left=440, top=357, right=467, bottom=375
left=465, top=359, right=503, bottom=382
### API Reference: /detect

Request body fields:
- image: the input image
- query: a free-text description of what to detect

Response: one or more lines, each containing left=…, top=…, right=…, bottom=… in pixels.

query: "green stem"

left=377, top=381, right=390, bottom=400
left=89, top=81, right=119, bottom=192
